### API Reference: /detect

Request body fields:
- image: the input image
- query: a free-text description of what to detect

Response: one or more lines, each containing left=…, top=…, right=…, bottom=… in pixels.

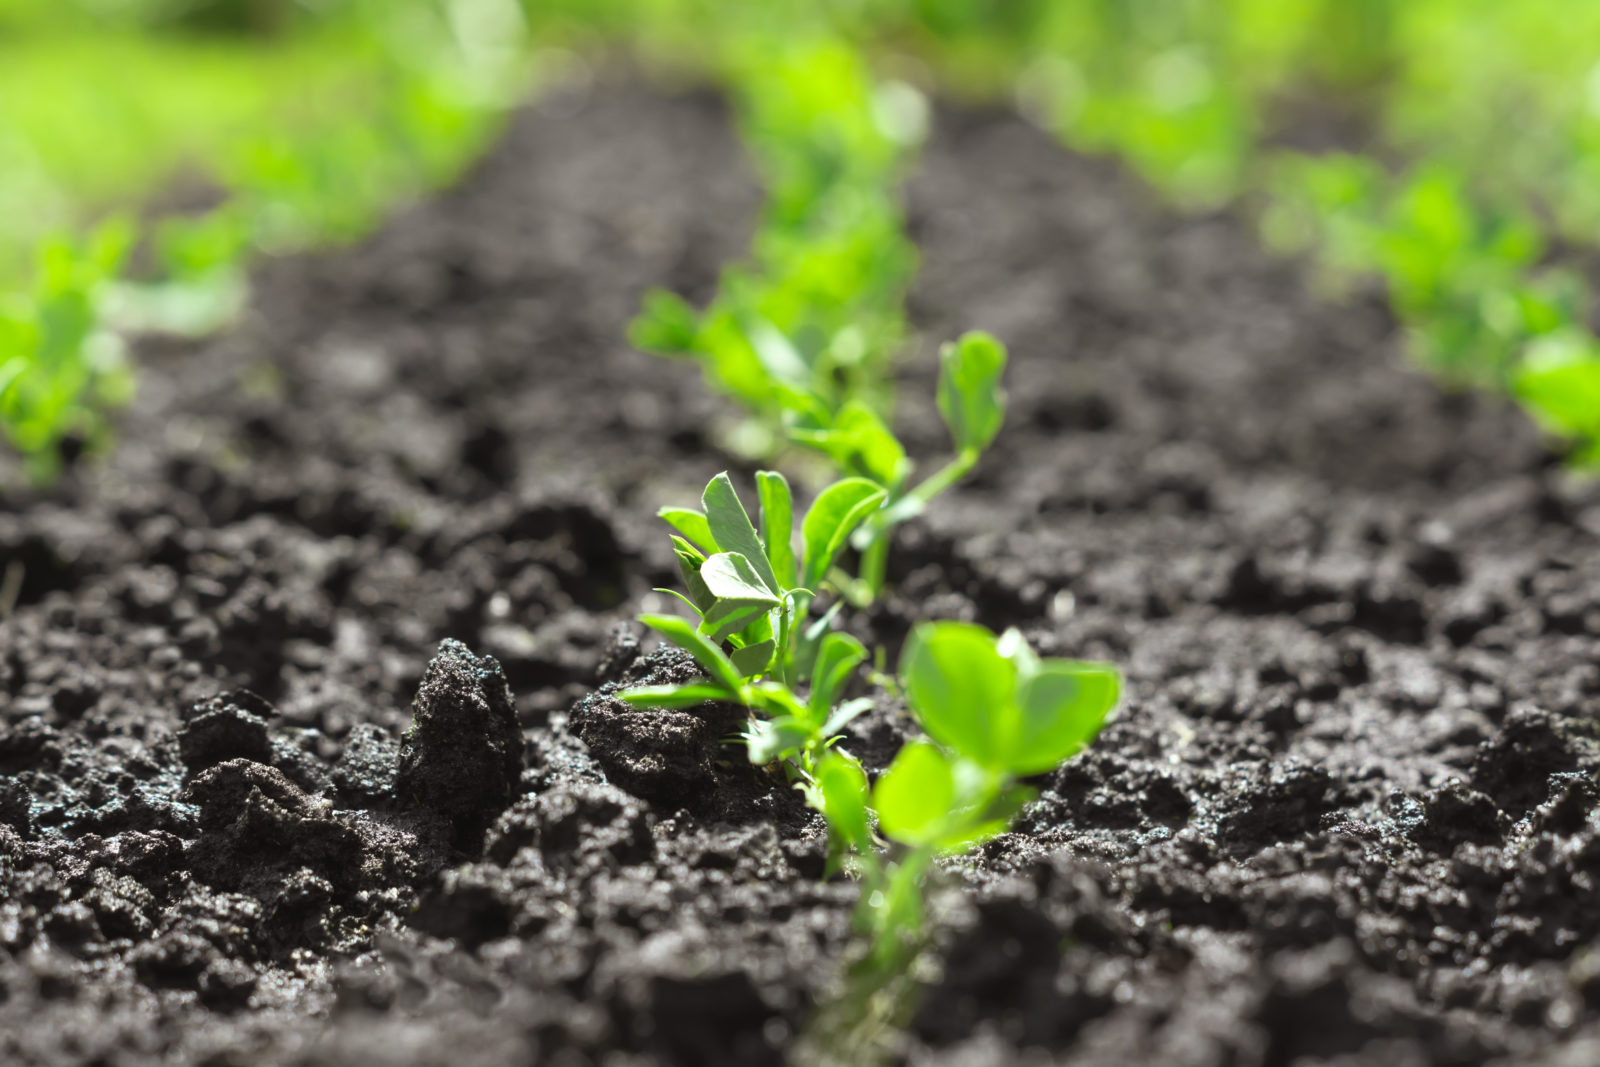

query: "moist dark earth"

left=3, top=82, right=1600, bottom=1067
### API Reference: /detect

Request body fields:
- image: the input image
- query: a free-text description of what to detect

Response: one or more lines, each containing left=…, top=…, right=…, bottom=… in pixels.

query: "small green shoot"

left=0, top=220, right=136, bottom=483
left=802, top=621, right=1120, bottom=1053
left=854, top=622, right=1118, bottom=967
left=622, top=470, right=884, bottom=781
left=628, top=34, right=920, bottom=460
left=1514, top=332, right=1600, bottom=467
left=841, top=331, right=1008, bottom=604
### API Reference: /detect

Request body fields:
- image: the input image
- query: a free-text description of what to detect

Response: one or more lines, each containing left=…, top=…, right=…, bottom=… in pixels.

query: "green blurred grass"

left=0, top=30, right=386, bottom=276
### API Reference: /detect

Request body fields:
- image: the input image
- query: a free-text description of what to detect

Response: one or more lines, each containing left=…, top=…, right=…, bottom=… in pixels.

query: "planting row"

left=6, top=1, right=1597, bottom=482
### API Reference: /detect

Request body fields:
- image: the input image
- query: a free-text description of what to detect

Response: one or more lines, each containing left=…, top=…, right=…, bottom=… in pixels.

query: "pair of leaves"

left=900, top=621, right=1120, bottom=777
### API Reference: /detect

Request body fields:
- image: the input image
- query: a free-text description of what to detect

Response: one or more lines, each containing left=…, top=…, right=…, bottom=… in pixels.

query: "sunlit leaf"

left=800, top=477, right=886, bottom=589
left=873, top=741, right=954, bottom=846
left=638, top=613, right=744, bottom=696
left=660, top=507, right=716, bottom=554
left=756, top=469, right=797, bottom=590
left=703, top=472, right=781, bottom=594
left=813, top=751, right=871, bottom=851
left=936, top=331, right=1007, bottom=455
left=1009, top=661, right=1120, bottom=774
left=900, top=621, right=1015, bottom=769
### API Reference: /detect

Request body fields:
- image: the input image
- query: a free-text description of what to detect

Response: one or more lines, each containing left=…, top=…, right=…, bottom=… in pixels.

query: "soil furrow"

left=1, top=87, right=1598, bottom=1067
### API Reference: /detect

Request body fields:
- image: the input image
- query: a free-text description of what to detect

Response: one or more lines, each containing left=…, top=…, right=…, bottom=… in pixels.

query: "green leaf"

left=756, top=470, right=797, bottom=591
left=789, top=598, right=843, bottom=685
left=1514, top=333, right=1600, bottom=441
left=703, top=473, right=781, bottom=595
left=836, top=402, right=910, bottom=486
left=702, top=600, right=775, bottom=644
left=937, top=331, right=1007, bottom=455
left=792, top=401, right=909, bottom=487
left=0, top=358, right=25, bottom=402
left=638, top=613, right=745, bottom=696
left=731, top=639, right=776, bottom=679
left=660, top=507, right=717, bottom=554
left=995, top=627, right=1041, bottom=678
left=813, top=752, right=871, bottom=851
left=747, top=680, right=809, bottom=720
left=620, top=681, right=738, bottom=709
left=629, top=288, right=700, bottom=356
left=900, top=622, right=1015, bottom=769
left=822, top=697, right=874, bottom=737
left=696, top=550, right=781, bottom=643
left=700, top=552, right=783, bottom=608
left=747, top=316, right=811, bottom=388
left=1008, top=661, right=1120, bottom=774
left=873, top=741, right=954, bottom=846
left=735, top=606, right=774, bottom=650
left=809, top=631, right=867, bottom=718
left=745, top=716, right=811, bottom=765
left=936, top=784, right=1036, bottom=852
left=670, top=537, right=716, bottom=613
left=801, top=478, right=887, bottom=590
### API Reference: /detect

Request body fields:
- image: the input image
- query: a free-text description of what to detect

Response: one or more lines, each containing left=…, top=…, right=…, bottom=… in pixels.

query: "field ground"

left=2, top=84, right=1599, bottom=1066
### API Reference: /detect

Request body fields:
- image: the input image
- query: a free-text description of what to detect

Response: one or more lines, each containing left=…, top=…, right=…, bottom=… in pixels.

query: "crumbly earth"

left=2, top=84, right=1598, bottom=1067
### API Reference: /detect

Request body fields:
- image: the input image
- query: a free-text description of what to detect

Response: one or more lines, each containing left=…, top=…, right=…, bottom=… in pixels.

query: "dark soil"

left=3, top=83, right=1599, bottom=1067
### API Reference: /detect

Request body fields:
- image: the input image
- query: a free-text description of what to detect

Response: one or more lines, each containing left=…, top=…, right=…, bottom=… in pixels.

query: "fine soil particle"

left=2, top=83, right=1599, bottom=1067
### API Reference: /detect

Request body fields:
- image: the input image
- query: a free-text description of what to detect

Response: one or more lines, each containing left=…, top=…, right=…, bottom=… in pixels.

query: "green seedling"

left=635, top=327, right=1007, bottom=608
left=628, top=36, right=921, bottom=455
left=621, top=469, right=886, bottom=781
left=836, top=622, right=1118, bottom=964
left=1514, top=331, right=1600, bottom=466
left=107, top=207, right=255, bottom=339
left=2, top=0, right=526, bottom=481
left=802, top=620, right=1120, bottom=1054
left=0, top=220, right=136, bottom=483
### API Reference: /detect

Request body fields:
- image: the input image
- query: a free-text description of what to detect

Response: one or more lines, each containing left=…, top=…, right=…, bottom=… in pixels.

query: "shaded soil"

left=3, top=83, right=1599, bottom=1067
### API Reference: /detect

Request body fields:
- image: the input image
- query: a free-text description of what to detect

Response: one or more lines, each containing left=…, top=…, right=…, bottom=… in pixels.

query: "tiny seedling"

left=812, top=621, right=1120, bottom=1032
left=0, top=220, right=136, bottom=484
left=1514, top=331, right=1600, bottom=466
left=620, top=470, right=885, bottom=782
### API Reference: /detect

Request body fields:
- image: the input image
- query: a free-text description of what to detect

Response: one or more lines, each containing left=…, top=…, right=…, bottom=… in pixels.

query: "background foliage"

left=3, top=0, right=1598, bottom=475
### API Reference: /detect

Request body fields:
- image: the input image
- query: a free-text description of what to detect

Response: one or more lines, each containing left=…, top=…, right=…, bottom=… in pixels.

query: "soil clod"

left=396, top=639, right=525, bottom=846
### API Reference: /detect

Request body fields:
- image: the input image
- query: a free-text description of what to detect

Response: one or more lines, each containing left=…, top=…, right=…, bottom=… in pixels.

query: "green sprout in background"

left=0, top=222, right=136, bottom=484
left=0, top=0, right=536, bottom=483
left=889, top=0, right=1600, bottom=465
left=9, top=0, right=1600, bottom=479
left=630, top=33, right=924, bottom=459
